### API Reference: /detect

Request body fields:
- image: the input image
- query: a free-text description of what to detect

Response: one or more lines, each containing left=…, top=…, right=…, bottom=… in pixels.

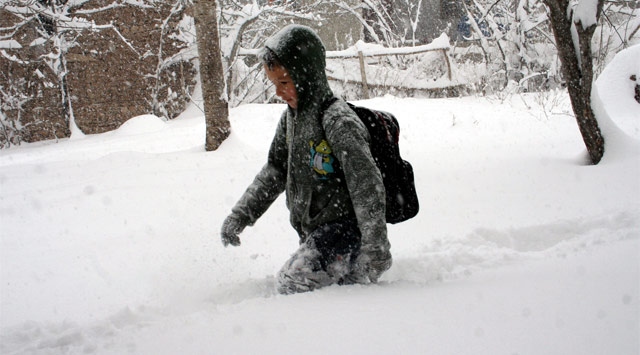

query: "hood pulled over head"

left=263, top=25, right=332, bottom=110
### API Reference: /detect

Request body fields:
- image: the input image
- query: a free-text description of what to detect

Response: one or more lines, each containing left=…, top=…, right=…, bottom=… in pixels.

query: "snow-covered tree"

left=453, top=0, right=557, bottom=92
left=591, top=0, right=639, bottom=75
left=395, top=0, right=424, bottom=45
left=360, top=0, right=399, bottom=44
left=148, top=0, right=196, bottom=120
left=543, top=0, right=605, bottom=164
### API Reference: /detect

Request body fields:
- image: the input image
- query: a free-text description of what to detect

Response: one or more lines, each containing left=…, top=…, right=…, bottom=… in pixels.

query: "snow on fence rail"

left=238, top=34, right=459, bottom=99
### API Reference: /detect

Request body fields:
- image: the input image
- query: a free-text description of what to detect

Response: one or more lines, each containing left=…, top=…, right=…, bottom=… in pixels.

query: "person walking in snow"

left=220, top=24, right=391, bottom=295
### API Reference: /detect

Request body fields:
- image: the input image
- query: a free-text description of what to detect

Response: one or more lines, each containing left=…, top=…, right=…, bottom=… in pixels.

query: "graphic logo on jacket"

left=309, top=140, right=335, bottom=179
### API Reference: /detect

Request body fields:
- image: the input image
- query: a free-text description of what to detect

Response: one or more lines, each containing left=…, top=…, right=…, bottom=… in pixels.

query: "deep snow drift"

left=0, top=47, right=639, bottom=354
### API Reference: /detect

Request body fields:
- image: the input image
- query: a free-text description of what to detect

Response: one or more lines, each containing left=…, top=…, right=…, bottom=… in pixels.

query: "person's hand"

left=356, top=246, right=392, bottom=283
left=221, top=215, right=246, bottom=247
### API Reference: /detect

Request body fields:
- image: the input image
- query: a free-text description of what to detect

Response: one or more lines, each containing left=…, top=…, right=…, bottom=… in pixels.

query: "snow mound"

left=593, top=45, right=640, bottom=140
left=115, top=115, right=167, bottom=136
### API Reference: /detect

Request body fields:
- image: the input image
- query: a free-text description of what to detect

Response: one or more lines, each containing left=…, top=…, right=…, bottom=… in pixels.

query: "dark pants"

left=277, top=219, right=366, bottom=294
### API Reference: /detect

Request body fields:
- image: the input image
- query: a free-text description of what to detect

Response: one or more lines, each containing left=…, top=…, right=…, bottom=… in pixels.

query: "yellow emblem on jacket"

left=309, top=140, right=335, bottom=179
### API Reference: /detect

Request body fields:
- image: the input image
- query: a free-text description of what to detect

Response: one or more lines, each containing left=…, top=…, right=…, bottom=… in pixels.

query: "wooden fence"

left=238, top=36, right=459, bottom=99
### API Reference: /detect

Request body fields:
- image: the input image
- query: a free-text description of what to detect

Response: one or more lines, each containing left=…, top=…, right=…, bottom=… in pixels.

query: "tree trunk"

left=194, top=0, right=230, bottom=151
left=543, top=0, right=604, bottom=164
left=57, top=39, right=83, bottom=138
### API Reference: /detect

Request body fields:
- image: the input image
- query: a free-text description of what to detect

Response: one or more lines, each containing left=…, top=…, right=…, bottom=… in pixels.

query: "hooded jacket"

left=230, top=25, right=389, bottom=252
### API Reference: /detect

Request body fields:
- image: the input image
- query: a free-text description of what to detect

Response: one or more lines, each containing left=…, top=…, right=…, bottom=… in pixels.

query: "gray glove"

left=221, top=215, right=246, bottom=247
left=355, top=246, right=392, bottom=283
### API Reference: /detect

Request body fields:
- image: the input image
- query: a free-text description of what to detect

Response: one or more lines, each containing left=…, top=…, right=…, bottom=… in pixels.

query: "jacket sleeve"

left=231, top=113, right=288, bottom=226
left=323, top=103, right=389, bottom=252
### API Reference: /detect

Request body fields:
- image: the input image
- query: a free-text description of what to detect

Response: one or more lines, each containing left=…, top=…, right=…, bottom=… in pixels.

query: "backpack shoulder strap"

left=318, top=96, right=341, bottom=130
left=320, top=97, right=340, bottom=115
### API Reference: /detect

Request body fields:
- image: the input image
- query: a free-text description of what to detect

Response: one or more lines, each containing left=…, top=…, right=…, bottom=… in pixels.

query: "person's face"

left=264, top=64, right=298, bottom=109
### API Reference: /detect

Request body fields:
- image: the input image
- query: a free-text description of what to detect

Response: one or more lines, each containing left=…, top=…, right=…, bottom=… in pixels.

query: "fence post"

left=357, top=50, right=370, bottom=99
left=441, top=48, right=452, bottom=81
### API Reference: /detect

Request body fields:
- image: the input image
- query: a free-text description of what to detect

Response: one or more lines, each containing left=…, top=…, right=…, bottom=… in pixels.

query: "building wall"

left=0, top=2, right=195, bottom=145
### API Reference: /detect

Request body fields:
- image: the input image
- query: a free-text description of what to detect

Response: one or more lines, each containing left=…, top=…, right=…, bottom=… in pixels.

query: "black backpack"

left=321, top=97, right=419, bottom=224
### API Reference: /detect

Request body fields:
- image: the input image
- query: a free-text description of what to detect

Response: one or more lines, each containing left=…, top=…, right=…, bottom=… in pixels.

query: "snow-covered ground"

left=1, top=47, right=639, bottom=354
